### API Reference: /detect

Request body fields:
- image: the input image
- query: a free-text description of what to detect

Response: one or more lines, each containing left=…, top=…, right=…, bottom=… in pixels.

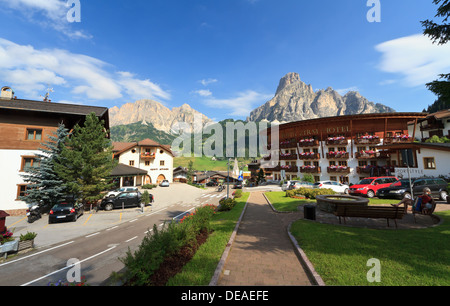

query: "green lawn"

left=166, top=193, right=250, bottom=286
left=266, top=190, right=450, bottom=285
left=174, top=156, right=252, bottom=171
left=290, top=211, right=450, bottom=285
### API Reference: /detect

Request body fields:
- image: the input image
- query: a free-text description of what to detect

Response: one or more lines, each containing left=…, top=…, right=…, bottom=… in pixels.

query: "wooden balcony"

left=141, top=152, right=156, bottom=159
left=280, top=154, right=298, bottom=160
left=280, top=166, right=299, bottom=173
left=383, top=136, right=413, bottom=144
left=279, top=140, right=298, bottom=149
left=298, top=139, right=320, bottom=147
left=327, top=166, right=351, bottom=174
left=355, top=136, right=381, bottom=145
left=356, top=166, right=395, bottom=176
left=326, top=137, right=348, bottom=145
left=326, top=152, right=349, bottom=159
left=300, top=166, right=321, bottom=174
left=298, top=152, right=320, bottom=160
left=420, top=122, right=444, bottom=131
left=355, top=151, right=390, bottom=159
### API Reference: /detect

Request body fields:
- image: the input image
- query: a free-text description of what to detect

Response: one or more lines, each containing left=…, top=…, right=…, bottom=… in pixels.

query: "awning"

left=111, top=163, right=148, bottom=177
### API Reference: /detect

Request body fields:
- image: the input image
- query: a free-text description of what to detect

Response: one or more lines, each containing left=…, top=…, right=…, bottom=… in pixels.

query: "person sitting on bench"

left=418, top=187, right=435, bottom=214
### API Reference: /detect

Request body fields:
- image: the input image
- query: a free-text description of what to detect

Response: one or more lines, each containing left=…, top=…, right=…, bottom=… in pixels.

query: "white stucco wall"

left=0, top=149, right=39, bottom=211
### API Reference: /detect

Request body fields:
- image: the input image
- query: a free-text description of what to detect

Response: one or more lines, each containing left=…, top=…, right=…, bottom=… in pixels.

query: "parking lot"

left=5, top=183, right=218, bottom=249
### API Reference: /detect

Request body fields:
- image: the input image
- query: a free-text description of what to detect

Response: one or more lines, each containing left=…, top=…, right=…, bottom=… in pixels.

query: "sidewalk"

left=214, top=191, right=314, bottom=286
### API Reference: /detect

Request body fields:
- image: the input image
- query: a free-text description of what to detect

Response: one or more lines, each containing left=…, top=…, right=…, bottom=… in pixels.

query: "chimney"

left=1, top=86, right=14, bottom=100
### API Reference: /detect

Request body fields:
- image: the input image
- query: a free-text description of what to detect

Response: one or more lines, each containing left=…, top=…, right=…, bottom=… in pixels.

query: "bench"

left=334, top=204, right=406, bottom=228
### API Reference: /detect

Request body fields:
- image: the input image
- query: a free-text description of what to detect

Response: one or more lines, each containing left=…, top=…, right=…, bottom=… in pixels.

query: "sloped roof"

left=112, top=138, right=174, bottom=157
left=111, top=163, right=148, bottom=176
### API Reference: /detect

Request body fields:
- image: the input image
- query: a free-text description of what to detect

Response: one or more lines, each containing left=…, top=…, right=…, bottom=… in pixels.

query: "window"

left=423, top=157, right=436, bottom=169
left=129, top=160, right=135, bottom=166
left=337, top=147, right=347, bottom=152
left=26, top=128, right=42, bottom=141
left=145, top=160, right=150, bottom=166
left=17, top=184, right=28, bottom=200
left=160, top=160, right=165, bottom=166
left=338, top=161, right=348, bottom=167
left=21, top=156, right=39, bottom=171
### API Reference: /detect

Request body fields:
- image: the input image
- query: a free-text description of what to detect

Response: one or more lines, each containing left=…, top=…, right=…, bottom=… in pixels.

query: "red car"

left=348, top=176, right=398, bottom=198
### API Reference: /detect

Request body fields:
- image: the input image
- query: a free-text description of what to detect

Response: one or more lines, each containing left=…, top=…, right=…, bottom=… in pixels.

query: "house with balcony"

left=112, top=138, right=174, bottom=187
left=0, top=86, right=109, bottom=215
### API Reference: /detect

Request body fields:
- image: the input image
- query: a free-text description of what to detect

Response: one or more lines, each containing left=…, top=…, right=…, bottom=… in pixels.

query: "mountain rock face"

left=248, top=72, right=395, bottom=122
left=109, top=99, right=212, bottom=133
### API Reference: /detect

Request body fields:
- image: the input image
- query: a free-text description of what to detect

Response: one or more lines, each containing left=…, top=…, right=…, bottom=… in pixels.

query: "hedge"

left=286, top=187, right=336, bottom=199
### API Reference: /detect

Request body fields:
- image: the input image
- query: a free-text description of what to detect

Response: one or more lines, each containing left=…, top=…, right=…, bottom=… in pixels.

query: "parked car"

left=99, top=191, right=144, bottom=211
left=282, top=180, right=300, bottom=191
left=159, top=180, right=170, bottom=187
left=106, top=186, right=138, bottom=198
left=313, top=181, right=349, bottom=194
left=49, top=199, right=84, bottom=223
left=348, top=176, right=398, bottom=198
left=377, top=177, right=448, bottom=200
left=233, top=182, right=243, bottom=189
left=206, top=180, right=218, bottom=187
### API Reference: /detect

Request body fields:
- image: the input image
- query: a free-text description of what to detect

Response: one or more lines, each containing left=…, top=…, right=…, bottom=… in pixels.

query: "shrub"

left=218, top=197, right=236, bottom=211
left=286, top=187, right=336, bottom=199
left=233, top=189, right=243, bottom=198
left=20, top=231, right=37, bottom=241
left=120, top=204, right=216, bottom=285
left=142, top=184, right=157, bottom=189
left=142, top=191, right=151, bottom=205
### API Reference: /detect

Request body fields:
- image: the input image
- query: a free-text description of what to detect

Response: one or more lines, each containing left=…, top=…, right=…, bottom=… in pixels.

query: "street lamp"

left=227, top=158, right=231, bottom=199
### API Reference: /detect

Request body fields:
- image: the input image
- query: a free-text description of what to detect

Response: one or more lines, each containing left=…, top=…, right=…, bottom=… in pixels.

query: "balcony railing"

left=141, top=152, right=156, bottom=159
left=326, top=137, right=348, bottom=146
left=420, top=122, right=444, bottom=131
left=383, top=135, right=413, bottom=144
left=355, top=136, right=381, bottom=145
left=280, top=165, right=298, bottom=173
left=279, top=140, right=298, bottom=149
left=355, top=151, right=390, bottom=159
left=327, top=166, right=351, bottom=174
left=356, top=166, right=395, bottom=176
left=298, top=139, right=320, bottom=147
left=300, top=166, right=321, bottom=174
left=326, top=152, right=349, bottom=159
left=298, top=152, right=320, bottom=160
left=280, top=153, right=298, bottom=160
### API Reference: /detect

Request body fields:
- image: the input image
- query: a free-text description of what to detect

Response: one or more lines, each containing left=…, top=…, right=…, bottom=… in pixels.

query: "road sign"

left=238, top=175, right=244, bottom=181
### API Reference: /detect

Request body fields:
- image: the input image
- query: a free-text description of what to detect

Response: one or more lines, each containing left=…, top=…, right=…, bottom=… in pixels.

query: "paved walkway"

left=216, top=192, right=313, bottom=286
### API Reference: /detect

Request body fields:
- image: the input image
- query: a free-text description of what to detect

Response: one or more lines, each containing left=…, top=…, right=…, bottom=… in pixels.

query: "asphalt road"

left=1, top=183, right=247, bottom=286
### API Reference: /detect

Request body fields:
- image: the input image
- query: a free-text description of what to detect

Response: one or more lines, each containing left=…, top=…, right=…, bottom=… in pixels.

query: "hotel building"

left=262, top=112, right=450, bottom=184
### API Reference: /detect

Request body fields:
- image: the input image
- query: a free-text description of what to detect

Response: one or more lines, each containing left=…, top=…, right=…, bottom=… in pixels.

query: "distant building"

left=112, top=139, right=174, bottom=186
left=0, top=86, right=109, bottom=215
left=173, top=166, right=188, bottom=183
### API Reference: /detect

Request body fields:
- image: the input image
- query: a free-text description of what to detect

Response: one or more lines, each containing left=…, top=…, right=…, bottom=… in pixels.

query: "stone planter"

left=316, top=195, right=369, bottom=213
left=18, top=239, right=34, bottom=252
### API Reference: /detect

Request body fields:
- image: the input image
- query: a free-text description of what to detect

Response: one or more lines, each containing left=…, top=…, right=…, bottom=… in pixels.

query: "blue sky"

left=0, top=0, right=449, bottom=122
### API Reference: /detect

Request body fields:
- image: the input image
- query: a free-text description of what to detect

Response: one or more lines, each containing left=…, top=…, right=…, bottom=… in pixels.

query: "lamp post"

left=227, top=158, right=231, bottom=199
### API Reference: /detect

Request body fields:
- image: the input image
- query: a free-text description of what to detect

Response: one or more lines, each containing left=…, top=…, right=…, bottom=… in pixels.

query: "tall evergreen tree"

left=20, top=123, right=70, bottom=208
left=422, top=0, right=450, bottom=111
left=55, top=112, right=117, bottom=204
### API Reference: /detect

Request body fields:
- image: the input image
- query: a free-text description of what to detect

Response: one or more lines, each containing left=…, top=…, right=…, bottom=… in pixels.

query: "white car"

left=159, top=179, right=170, bottom=187
left=106, top=187, right=138, bottom=198
left=313, top=181, right=349, bottom=194
left=282, top=180, right=300, bottom=191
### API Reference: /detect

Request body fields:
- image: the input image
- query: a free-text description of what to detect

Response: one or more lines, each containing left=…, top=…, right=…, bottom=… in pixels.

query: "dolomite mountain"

left=248, top=72, right=395, bottom=123
left=109, top=99, right=212, bottom=133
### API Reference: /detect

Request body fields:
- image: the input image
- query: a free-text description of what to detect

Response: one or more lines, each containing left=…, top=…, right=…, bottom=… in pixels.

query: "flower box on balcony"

left=300, top=166, right=321, bottom=174
left=298, top=139, right=319, bottom=147
left=326, top=137, right=348, bottom=145
left=326, top=151, right=349, bottom=159
left=327, top=166, right=350, bottom=174
left=280, top=153, right=297, bottom=160
left=356, top=135, right=381, bottom=144
left=299, top=152, right=320, bottom=160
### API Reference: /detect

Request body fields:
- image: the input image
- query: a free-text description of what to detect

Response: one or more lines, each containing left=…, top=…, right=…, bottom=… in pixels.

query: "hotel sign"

left=297, top=125, right=350, bottom=136
left=394, top=168, right=424, bottom=179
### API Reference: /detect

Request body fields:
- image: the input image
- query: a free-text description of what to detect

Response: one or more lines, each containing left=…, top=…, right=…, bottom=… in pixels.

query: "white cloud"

left=0, top=38, right=170, bottom=102
left=199, top=78, right=218, bottom=86
left=375, top=34, right=450, bottom=87
left=336, top=86, right=359, bottom=95
left=203, top=90, right=272, bottom=117
left=193, top=89, right=213, bottom=97
left=0, top=0, right=91, bottom=39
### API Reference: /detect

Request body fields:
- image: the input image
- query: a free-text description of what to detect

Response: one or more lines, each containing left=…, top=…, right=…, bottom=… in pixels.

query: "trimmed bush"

left=218, top=197, right=236, bottom=211
left=286, top=187, right=336, bottom=199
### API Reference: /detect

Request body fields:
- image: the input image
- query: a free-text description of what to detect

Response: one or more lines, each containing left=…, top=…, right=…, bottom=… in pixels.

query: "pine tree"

left=55, top=112, right=117, bottom=204
left=20, top=123, right=70, bottom=208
